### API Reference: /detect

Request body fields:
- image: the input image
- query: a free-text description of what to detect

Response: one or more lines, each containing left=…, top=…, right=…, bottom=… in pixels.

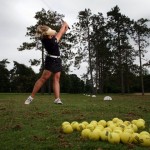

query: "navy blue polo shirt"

left=41, top=36, right=60, bottom=56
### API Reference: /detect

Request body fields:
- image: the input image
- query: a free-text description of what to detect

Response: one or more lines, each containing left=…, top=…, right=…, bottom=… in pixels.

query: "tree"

left=107, top=5, right=135, bottom=94
left=10, top=61, right=38, bottom=92
left=60, top=71, right=71, bottom=93
left=0, top=59, right=10, bottom=92
left=144, top=74, right=150, bottom=92
left=60, top=72, right=84, bottom=93
left=72, top=9, right=95, bottom=94
left=90, top=12, right=112, bottom=93
left=132, top=18, right=150, bottom=95
left=69, top=74, right=84, bottom=93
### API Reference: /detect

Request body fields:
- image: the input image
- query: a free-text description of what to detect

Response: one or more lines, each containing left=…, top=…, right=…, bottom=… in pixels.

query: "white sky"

left=0, top=0, right=150, bottom=77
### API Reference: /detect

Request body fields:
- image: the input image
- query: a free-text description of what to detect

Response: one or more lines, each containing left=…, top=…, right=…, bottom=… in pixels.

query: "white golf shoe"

left=54, top=98, right=63, bottom=104
left=24, top=96, right=33, bottom=104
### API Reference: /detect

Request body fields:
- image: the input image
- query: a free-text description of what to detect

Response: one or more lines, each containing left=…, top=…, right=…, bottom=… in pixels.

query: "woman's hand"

left=55, top=21, right=69, bottom=42
left=62, top=20, right=69, bottom=30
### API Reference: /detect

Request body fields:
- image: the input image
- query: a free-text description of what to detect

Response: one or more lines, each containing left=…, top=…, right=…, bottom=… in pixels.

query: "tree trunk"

left=139, top=48, right=144, bottom=95
left=121, top=67, right=125, bottom=94
left=98, top=67, right=101, bottom=93
left=118, top=48, right=125, bottom=94
left=126, top=67, right=130, bottom=93
left=125, top=49, right=130, bottom=93
left=118, top=31, right=124, bottom=94
left=95, top=48, right=99, bottom=94
left=138, top=35, right=144, bottom=96
left=98, top=62, right=103, bottom=93
left=88, top=27, right=94, bottom=95
left=41, top=45, right=45, bottom=95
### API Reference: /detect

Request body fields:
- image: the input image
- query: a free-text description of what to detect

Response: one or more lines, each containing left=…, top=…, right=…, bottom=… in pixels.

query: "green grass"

left=0, top=93, right=150, bottom=150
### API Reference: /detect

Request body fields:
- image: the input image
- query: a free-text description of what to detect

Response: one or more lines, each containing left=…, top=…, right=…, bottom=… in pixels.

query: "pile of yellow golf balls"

left=61, top=118, right=150, bottom=147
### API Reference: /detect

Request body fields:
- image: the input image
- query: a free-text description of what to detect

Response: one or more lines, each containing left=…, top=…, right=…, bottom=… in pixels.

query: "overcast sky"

left=0, top=0, right=150, bottom=77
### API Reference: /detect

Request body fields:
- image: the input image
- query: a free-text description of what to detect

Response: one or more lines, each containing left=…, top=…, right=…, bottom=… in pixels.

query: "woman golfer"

left=25, top=21, right=69, bottom=104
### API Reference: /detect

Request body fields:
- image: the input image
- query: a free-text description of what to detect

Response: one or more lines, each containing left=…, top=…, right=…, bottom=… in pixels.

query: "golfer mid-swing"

left=25, top=21, right=69, bottom=104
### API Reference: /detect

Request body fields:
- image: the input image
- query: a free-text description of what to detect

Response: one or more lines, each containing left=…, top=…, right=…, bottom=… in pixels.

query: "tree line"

left=0, top=58, right=150, bottom=94
left=1, top=5, right=150, bottom=94
left=0, top=59, right=85, bottom=93
left=71, top=6, right=150, bottom=95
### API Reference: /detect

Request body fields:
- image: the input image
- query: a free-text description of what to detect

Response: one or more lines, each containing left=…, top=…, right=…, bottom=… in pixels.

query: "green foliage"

left=68, top=74, right=84, bottom=93
left=132, top=18, right=150, bottom=95
left=9, top=61, right=38, bottom=92
left=1, top=58, right=150, bottom=93
left=144, top=75, right=150, bottom=92
left=107, top=5, right=135, bottom=94
left=133, top=18, right=150, bottom=50
left=0, top=59, right=10, bottom=92
left=72, top=9, right=93, bottom=68
left=71, top=5, right=150, bottom=94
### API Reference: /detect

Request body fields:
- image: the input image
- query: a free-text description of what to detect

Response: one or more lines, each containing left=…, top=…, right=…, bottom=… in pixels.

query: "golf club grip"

left=61, top=19, right=70, bottom=29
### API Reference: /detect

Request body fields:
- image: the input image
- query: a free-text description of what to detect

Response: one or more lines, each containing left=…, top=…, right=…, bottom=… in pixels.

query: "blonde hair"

left=36, top=25, right=56, bottom=38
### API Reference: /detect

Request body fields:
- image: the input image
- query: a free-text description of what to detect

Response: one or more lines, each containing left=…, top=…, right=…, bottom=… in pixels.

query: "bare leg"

left=31, top=70, right=52, bottom=98
left=53, top=72, right=61, bottom=99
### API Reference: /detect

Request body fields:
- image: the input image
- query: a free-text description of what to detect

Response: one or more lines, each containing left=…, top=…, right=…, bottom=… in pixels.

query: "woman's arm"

left=55, top=21, right=69, bottom=42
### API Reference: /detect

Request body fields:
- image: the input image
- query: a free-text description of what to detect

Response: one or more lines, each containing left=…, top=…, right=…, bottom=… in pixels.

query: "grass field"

left=0, top=93, right=150, bottom=150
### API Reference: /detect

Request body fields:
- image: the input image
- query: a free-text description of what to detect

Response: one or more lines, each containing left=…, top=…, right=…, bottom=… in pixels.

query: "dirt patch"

left=124, top=112, right=141, bottom=121
left=32, top=135, right=47, bottom=142
left=12, top=124, right=23, bottom=131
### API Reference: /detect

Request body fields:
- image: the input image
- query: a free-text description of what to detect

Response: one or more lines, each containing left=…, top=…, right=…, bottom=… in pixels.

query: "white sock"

left=29, top=96, right=33, bottom=100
